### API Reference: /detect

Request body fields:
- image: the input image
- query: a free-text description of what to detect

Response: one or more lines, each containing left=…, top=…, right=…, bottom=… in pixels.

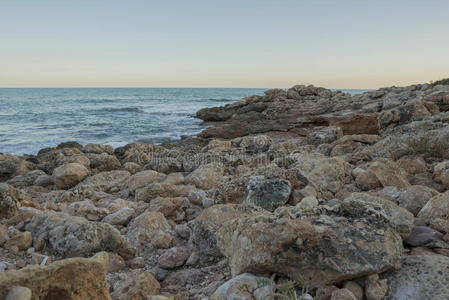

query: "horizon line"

left=0, top=86, right=373, bottom=90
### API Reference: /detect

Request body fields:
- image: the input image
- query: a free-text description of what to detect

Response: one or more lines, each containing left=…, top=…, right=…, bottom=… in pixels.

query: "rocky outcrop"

left=0, top=252, right=110, bottom=300
left=2, top=82, right=449, bottom=299
left=217, top=194, right=412, bottom=287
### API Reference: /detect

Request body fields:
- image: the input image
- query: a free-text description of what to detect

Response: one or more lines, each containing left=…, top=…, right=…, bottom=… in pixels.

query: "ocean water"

left=0, top=88, right=367, bottom=155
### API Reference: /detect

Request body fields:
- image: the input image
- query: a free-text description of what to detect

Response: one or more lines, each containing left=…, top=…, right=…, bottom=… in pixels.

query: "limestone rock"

left=292, top=153, right=349, bottom=194
left=368, top=158, right=410, bottom=188
left=191, top=204, right=258, bottom=256
left=103, top=207, right=135, bottom=226
left=211, top=273, right=271, bottom=300
left=342, top=193, right=414, bottom=239
left=4, top=231, right=32, bottom=252
left=385, top=255, right=449, bottom=299
left=77, top=170, right=130, bottom=192
left=52, top=163, right=89, bottom=189
left=0, top=183, right=29, bottom=219
left=111, top=270, right=160, bottom=300
left=157, top=246, right=190, bottom=269
left=126, top=170, right=165, bottom=194
left=86, top=153, right=121, bottom=172
left=365, top=274, right=388, bottom=300
left=135, top=183, right=193, bottom=203
left=417, top=191, right=449, bottom=233
left=185, top=163, right=224, bottom=190
left=330, top=289, right=358, bottom=300
left=126, top=211, right=173, bottom=254
left=5, top=286, right=32, bottom=300
left=244, top=176, right=291, bottom=211
left=83, top=143, right=114, bottom=155
left=25, top=211, right=134, bottom=259
left=0, top=252, right=110, bottom=300
left=217, top=199, right=406, bottom=287
left=396, top=185, right=438, bottom=215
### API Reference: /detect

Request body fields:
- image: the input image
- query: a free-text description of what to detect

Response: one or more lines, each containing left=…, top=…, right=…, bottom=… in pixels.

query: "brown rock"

left=0, top=183, right=29, bottom=219
left=330, top=288, right=358, bottom=300
left=369, top=158, right=410, bottom=188
left=185, top=163, right=224, bottom=190
left=0, top=252, right=110, bottom=300
left=343, top=281, right=363, bottom=300
left=158, top=247, right=190, bottom=269
left=126, top=211, right=173, bottom=254
left=52, top=163, right=89, bottom=189
left=355, top=170, right=381, bottom=191
left=365, top=274, right=388, bottom=300
left=111, top=270, right=160, bottom=300
left=417, top=191, right=449, bottom=233
left=4, top=231, right=32, bottom=252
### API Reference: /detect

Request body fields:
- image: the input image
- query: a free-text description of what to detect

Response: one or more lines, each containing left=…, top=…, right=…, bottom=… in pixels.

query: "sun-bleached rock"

left=25, top=211, right=134, bottom=259
left=52, top=163, right=89, bottom=189
left=0, top=252, right=110, bottom=300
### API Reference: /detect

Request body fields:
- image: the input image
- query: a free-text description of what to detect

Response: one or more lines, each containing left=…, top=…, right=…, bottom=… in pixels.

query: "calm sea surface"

left=0, top=88, right=366, bottom=155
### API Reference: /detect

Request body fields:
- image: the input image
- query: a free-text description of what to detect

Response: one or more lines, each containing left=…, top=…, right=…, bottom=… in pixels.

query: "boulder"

left=4, top=286, right=31, bottom=300
left=0, top=252, right=110, bottom=300
left=191, top=204, right=259, bottom=256
left=52, top=163, right=89, bottom=189
left=368, top=158, right=410, bottom=188
left=396, top=185, right=438, bottom=215
left=111, top=270, right=160, bottom=300
left=77, top=170, right=130, bottom=192
left=354, top=170, right=382, bottom=191
left=83, top=143, right=114, bottom=155
left=135, top=183, right=193, bottom=203
left=342, top=193, right=414, bottom=239
left=0, top=154, right=36, bottom=182
left=126, top=170, right=165, bottom=194
left=63, top=200, right=110, bottom=221
left=185, top=163, right=224, bottom=190
left=217, top=195, right=410, bottom=287
left=404, top=226, right=445, bottom=247
left=86, top=153, right=121, bottom=172
left=211, top=273, right=271, bottom=300
left=126, top=211, right=173, bottom=254
left=385, top=255, right=449, bottom=300
left=25, top=211, right=134, bottom=259
left=292, top=154, right=349, bottom=194
left=4, top=231, right=32, bottom=252
left=6, top=170, right=47, bottom=188
left=417, top=191, right=449, bottom=233
left=157, top=246, right=190, bottom=269
left=365, top=274, right=388, bottom=300
left=244, top=176, right=291, bottom=211
left=0, top=183, right=29, bottom=219
left=330, top=289, right=358, bottom=300
left=103, top=207, right=135, bottom=226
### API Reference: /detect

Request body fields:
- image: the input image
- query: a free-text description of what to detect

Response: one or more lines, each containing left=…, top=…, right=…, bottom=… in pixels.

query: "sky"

left=0, top=0, right=448, bottom=89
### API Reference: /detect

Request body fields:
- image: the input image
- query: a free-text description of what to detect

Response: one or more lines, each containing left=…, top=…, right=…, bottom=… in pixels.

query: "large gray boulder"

left=244, top=176, right=291, bottom=211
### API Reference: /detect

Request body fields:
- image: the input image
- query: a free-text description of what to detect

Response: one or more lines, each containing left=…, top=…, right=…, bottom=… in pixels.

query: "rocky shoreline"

left=1, top=82, right=449, bottom=299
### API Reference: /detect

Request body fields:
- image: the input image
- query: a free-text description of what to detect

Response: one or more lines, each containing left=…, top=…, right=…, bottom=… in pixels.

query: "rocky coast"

left=1, top=82, right=449, bottom=299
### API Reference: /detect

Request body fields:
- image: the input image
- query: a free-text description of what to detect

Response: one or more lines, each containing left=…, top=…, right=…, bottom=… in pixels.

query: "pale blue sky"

left=1, top=0, right=448, bottom=88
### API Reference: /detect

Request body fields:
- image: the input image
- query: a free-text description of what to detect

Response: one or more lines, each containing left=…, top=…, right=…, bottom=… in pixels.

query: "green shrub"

left=430, top=78, right=449, bottom=86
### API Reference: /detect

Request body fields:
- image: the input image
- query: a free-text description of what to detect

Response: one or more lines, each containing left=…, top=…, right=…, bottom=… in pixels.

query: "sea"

left=0, top=88, right=367, bottom=155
